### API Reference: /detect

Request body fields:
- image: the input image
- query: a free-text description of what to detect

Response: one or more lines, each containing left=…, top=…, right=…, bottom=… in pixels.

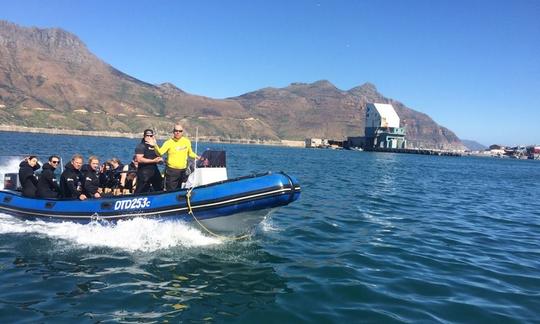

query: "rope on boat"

left=185, top=187, right=250, bottom=241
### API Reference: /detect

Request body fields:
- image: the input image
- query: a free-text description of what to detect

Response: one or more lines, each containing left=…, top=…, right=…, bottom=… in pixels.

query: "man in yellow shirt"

left=147, top=124, right=201, bottom=191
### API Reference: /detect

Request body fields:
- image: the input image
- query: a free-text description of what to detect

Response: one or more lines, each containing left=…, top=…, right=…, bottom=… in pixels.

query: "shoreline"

left=0, top=125, right=305, bottom=147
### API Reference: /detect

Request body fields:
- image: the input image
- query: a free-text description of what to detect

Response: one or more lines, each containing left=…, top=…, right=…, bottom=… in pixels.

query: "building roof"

left=367, top=103, right=400, bottom=128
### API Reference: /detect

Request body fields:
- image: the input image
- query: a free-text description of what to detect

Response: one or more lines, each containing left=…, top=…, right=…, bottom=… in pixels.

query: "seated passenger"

left=36, top=155, right=61, bottom=198
left=60, top=154, right=87, bottom=200
left=82, top=156, right=101, bottom=199
left=109, top=158, right=124, bottom=195
left=120, top=155, right=138, bottom=194
left=99, top=160, right=113, bottom=194
left=18, top=155, right=41, bottom=197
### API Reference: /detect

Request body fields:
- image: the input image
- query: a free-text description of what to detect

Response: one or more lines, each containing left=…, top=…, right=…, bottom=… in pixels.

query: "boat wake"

left=0, top=213, right=221, bottom=252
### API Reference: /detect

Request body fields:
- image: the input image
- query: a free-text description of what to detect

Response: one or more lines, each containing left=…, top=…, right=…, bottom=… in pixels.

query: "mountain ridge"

left=0, top=20, right=465, bottom=149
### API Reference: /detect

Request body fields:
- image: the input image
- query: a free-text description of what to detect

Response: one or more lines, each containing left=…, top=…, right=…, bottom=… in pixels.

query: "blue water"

left=0, top=131, right=539, bottom=322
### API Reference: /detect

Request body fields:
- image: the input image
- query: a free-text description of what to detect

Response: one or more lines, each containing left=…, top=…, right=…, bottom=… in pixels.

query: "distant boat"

left=0, top=151, right=301, bottom=235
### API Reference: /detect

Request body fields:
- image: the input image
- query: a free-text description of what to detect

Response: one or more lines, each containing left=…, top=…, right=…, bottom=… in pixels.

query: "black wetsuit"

left=18, top=160, right=41, bottom=198
left=60, top=162, right=84, bottom=198
left=82, top=164, right=100, bottom=197
left=36, top=163, right=60, bottom=198
left=123, top=162, right=138, bottom=191
left=134, top=141, right=163, bottom=193
left=111, top=164, right=123, bottom=189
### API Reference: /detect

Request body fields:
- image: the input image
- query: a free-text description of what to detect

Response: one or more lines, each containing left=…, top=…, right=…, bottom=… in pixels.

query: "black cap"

left=143, top=129, right=154, bottom=137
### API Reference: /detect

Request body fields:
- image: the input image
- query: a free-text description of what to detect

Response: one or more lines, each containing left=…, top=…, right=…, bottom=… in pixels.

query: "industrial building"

left=347, top=103, right=406, bottom=149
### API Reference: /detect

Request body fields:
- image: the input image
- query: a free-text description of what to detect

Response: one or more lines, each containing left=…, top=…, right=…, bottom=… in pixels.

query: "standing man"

left=36, top=155, right=61, bottom=198
left=147, top=124, right=202, bottom=191
left=60, top=154, right=87, bottom=200
left=134, top=129, right=163, bottom=193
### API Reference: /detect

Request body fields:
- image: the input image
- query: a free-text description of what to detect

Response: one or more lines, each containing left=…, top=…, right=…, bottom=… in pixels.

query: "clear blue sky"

left=2, top=0, right=539, bottom=146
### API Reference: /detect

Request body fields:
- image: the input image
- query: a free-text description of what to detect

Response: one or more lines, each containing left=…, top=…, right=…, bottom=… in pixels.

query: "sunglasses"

left=173, top=129, right=183, bottom=133
left=145, top=134, right=154, bottom=137
left=51, top=160, right=59, bottom=164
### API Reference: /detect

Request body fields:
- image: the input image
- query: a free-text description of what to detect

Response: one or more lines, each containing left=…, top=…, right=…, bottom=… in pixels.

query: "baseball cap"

left=143, top=129, right=154, bottom=137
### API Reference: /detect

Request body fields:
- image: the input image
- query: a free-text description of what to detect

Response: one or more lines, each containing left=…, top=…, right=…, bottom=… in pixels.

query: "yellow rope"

left=185, top=187, right=250, bottom=241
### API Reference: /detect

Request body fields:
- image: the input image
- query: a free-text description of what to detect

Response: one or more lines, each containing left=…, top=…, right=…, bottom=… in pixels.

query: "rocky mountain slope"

left=461, top=139, right=486, bottom=151
left=0, top=20, right=465, bottom=149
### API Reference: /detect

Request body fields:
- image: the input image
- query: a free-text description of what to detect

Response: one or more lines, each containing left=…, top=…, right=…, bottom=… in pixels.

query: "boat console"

left=185, top=150, right=228, bottom=188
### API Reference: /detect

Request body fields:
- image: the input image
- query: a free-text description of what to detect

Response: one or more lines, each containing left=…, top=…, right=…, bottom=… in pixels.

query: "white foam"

left=259, top=216, right=280, bottom=233
left=0, top=214, right=221, bottom=252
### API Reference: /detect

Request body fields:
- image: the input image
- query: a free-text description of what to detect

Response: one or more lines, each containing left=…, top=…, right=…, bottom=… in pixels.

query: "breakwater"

left=366, top=147, right=462, bottom=156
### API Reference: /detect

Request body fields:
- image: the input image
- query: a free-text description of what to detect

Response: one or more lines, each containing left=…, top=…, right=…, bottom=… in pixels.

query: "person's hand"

left=154, top=157, right=163, bottom=163
left=79, top=194, right=87, bottom=201
left=94, top=192, right=101, bottom=198
left=146, top=137, right=157, bottom=146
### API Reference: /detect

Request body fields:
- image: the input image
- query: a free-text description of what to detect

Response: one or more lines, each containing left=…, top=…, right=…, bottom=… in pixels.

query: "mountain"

left=461, top=139, right=486, bottom=151
left=0, top=20, right=465, bottom=149
left=236, top=81, right=464, bottom=149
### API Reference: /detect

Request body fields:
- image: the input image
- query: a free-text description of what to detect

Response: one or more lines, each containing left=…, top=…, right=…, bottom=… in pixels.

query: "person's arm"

left=77, top=174, right=88, bottom=200
left=120, top=165, right=128, bottom=187
left=153, top=139, right=170, bottom=156
left=83, top=174, right=96, bottom=196
left=19, top=168, right=32, bottom=186
left=30, top=174, right=39, bottom=186
left=44, top=171, right=58, bottom=191
left=135, top=153, right=162, bottom=164
left=186, top=140, right=200, bottom=159
left=63, top=175, right=79, bottom=198
left=135, top=143, right=162, bottom=164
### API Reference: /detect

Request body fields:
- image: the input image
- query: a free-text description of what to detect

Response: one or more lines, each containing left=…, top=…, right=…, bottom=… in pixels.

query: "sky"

left=1, top=0, right=539, bottom=146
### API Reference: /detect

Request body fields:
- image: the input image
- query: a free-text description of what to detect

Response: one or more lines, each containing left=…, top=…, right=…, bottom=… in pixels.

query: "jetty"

left=365, top=147, right=461, bottom=157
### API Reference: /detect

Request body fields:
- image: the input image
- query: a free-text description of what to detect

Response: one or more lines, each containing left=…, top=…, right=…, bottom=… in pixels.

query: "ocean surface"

left=0, top=131, right=539, bottom=323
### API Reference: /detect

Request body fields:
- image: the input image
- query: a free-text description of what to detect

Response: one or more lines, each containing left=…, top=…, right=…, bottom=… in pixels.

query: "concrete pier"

left=365, top=147, right=462, bottom=157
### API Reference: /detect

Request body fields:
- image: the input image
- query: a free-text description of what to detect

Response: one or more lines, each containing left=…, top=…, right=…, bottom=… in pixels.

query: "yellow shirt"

left=154, top=137, right=197, bottom=169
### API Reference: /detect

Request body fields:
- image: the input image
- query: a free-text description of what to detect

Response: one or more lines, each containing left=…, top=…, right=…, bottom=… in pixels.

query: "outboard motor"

left=3, top=173, right=21, bottom=191
left=184, top=150, right=228, bottom=188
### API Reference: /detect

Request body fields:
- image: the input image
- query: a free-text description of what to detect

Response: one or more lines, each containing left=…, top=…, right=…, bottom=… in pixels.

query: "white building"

left=364, top=103, right=406, bottom=149
left=366, top=103, right=401, bottom=129
left=305, top=138, right=329, bottom=148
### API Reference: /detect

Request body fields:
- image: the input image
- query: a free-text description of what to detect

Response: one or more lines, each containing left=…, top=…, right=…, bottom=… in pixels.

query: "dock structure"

left=366, top=147, right=462, bottom=157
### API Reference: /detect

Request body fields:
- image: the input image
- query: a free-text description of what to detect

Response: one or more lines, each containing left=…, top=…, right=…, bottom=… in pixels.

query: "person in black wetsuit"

left=36, top=155, right=61, bottom=198
left=120, top=155, right=138, bottom=194
left=109, top=157, right=123, bottom=195
left=82, top=156, right=102, bottom=199
left=60, top=154, right=87, bottom=200
left=18, top=155, right=41, bottom=197
left=134, top=129, right=163, bottom=193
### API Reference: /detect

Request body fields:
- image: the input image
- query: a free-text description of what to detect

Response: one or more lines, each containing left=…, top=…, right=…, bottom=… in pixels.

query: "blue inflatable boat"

left=0, top=151, right=301, bottom=234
